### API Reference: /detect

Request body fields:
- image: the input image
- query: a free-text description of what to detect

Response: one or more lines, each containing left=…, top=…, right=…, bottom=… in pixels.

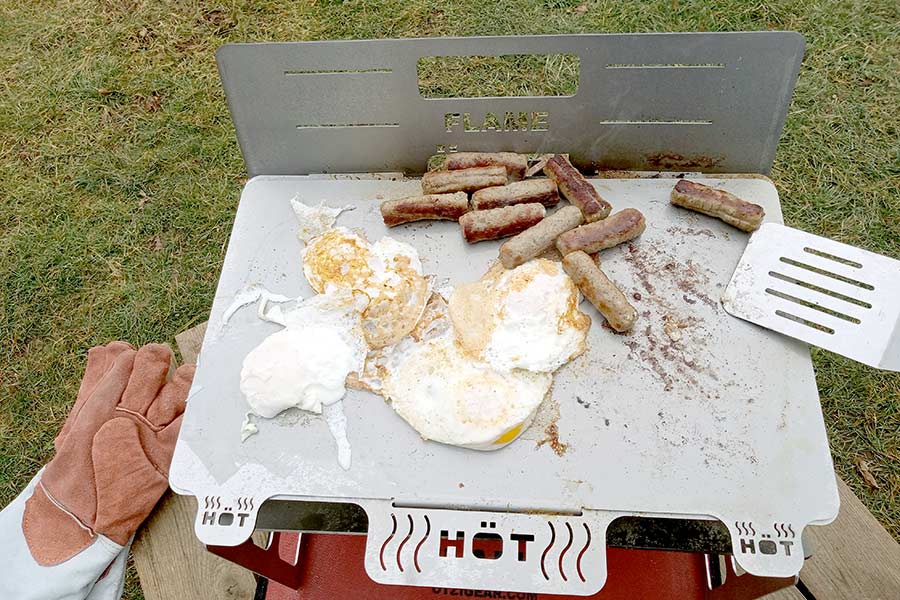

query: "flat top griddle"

left=171, top=175, right=838, bottom=594
left=170, top=34, right=838, bottom=595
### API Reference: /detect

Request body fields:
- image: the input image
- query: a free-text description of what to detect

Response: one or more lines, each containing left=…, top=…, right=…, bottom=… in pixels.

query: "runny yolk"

left=493, top=423, right=524, bottom=446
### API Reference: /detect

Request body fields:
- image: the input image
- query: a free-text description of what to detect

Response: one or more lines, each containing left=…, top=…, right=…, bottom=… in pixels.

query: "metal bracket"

left=359, top=501, right=617, bottom=595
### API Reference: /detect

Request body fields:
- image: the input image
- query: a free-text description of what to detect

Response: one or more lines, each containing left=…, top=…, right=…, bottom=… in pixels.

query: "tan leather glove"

left=22, top=342, right=194, bottom=565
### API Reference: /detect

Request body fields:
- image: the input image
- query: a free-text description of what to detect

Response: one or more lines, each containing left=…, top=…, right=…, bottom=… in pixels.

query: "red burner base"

left=208, top=532, right=794, bottom=600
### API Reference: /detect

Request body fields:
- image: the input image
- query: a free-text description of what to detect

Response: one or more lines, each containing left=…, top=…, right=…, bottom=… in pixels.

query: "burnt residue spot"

left=604, top=418, right=610, bottom=426
left=623, top=243, right=656, bottom=294
left=632, top=292, right=642, bottom=301
left=683, top=294, right=697, bottom=305
left=622, top=310, right=721, bottom=392
left=624, top=333, right=674, bottom=392
left=576, top=396, right=591, bottom=409
left=622, top=242, right=718, bottom=310
left=675, top=260, right=718, bottom=310
left=645, top=152, right=723, bottom=170
left=537, top=423, right=568, bottom=456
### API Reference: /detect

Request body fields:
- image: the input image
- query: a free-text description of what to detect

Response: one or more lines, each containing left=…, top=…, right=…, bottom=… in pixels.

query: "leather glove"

left=0, top=341, right=193, bottom=600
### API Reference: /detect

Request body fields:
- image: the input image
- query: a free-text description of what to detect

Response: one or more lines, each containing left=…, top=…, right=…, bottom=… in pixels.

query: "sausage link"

left=556, top=208, right=646, bottom=256
left=499, top=206, right=584, bottom=269
left=421, top=165, right=507, bottom=194
left=427, top=152, right=527, bottom=181
left=670, top=180, right=765, bottom=232
left=459, top=203, right=546, bottom=243
left=543, top=154, right=612, bottom=222
left=471, top=179, right=560, bottom=210
left=380, top=192, right=469, bottom=227
left=562, top=251, right=637, bottom=332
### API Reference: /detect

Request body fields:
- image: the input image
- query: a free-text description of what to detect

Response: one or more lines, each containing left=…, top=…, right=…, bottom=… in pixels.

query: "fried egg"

left=302, top=227, right=430, bottom=349
left=374, top=259, right=590, bottom=450
left=380, top=304, right=552, bottom=450
left=449, top=259, right=590, bottom=373
left=240, top=290, right=366, bottom=418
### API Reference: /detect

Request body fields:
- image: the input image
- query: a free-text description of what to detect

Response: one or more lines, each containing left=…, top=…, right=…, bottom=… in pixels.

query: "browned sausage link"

left=499, top=206, right=584, bottom=269
left=471, top=179, right=560, bottom=211
left=459, top=203, right=546, bottom=243
left=543, top=154, right=612, bottom=222
left=670, top=179, right=765, bottom=232
left=556, top=208, right=646, bottom=256
left=562, top=251, right=637, bottom=332
left=427, top=152, right=527, bottom=181
left=421, top=165, right=507, bottom=194
left=380, top=192, right=469, bottom=227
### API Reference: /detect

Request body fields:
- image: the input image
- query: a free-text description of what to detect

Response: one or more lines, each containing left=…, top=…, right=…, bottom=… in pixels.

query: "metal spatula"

left=722, top=223, right=900, bottom=371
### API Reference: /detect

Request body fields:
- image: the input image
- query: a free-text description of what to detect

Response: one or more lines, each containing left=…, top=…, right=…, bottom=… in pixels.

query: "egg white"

left=381, top=330, right=552, bottom=450
left=240, top=291, right=366, bottom=418
left=450, top=259, right=589, bottom=373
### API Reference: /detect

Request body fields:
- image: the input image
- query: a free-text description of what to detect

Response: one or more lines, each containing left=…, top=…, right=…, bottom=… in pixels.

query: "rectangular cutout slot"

left=417, top=54, right=579, bottom=98
left=765, top=288, right=860, bottom=324
left=285, top=68, right=392, bottom=75
left=779, top=257, right=874, bottom=290
left=295, top=123, right=399, bottom=129
left=768, top=271, right=872, bottom=308
left=803, top=246, right=863, bottom=268
left=775, top=310, right=835, bottom=334
left=606, top=63, right=724, bottom=69
left=594, top=119, right=711, bottom=125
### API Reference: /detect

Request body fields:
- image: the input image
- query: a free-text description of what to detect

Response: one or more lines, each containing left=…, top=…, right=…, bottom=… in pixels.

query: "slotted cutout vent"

left=766, top=247, right=874, bottom=334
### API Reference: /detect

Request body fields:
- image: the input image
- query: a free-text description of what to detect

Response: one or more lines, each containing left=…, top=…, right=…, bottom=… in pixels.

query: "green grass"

left=418, top=53, right=581, bottom=97
left=1, top=1, right=897, bottom=598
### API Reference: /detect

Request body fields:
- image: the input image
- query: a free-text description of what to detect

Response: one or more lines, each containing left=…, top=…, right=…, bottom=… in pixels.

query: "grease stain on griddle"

left=537, top=422, right=568, bottom=457
left=524, top=393, right=568, bottom=456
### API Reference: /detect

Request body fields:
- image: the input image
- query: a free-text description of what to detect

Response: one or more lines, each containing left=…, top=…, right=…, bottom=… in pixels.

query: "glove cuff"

left=23, top=482, right=95, bottom=566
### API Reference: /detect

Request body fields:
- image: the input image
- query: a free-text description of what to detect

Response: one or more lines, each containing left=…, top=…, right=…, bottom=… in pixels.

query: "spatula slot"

left=779, top=257, right=874, bottom=290
left=768, top=272, right=873, bottom=308
left=766, top=288, right=861, bottom=324
left=774, top=310, right=835, bottom=334
left=803, top=246, right=863, bottom=269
